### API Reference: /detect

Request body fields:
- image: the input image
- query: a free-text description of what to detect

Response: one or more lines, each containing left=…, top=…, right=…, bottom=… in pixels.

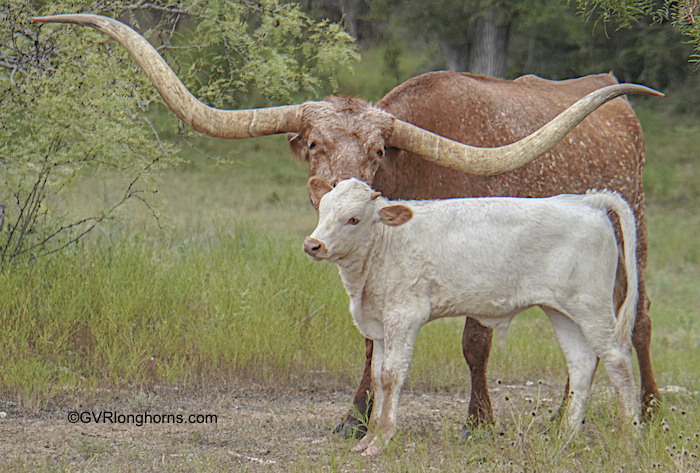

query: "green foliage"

left=0, top=0, right=358, bottom=270
left=508, top=2, right=697, bottom=89
left=572, top=0, right=700, bottom=62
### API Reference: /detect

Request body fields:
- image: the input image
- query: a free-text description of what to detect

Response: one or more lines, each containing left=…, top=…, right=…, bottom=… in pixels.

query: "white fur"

left=308, top=178, right=640, bottom=455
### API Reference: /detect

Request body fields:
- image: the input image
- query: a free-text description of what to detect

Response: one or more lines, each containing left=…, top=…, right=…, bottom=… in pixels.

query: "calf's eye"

left=347, top=217, right=360, bottom=225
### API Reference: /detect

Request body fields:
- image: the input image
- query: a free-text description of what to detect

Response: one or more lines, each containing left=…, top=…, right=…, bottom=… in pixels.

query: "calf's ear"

left=379, top=205, right=413, bottom=226
left=308, top=177, right=334, bottom=207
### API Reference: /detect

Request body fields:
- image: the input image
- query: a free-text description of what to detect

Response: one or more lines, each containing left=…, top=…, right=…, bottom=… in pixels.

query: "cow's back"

left=375, top=72, right=644, bottom=212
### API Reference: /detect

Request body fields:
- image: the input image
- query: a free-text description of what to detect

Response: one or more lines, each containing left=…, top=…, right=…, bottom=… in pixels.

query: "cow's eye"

left=376, top=148, right=384, bottom=157
left=347, top=217, right=360, bottom=225
left=309, top=141, right=317, bottom=149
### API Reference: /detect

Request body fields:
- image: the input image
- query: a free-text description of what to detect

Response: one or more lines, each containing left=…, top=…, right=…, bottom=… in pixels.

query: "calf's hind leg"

left=543, top=308, right=598, bottom=439
left=551, top=303, right=640, bottom=432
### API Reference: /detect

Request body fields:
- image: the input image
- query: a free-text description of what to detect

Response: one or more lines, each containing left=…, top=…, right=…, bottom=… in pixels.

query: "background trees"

left=306, top=0, right=700, bottom=95
left=0, top=0, right=357, bottom=270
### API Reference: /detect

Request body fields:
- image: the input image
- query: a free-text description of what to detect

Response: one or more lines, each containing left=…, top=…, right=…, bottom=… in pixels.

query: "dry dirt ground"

left=0, top=381, right=564, bottom=472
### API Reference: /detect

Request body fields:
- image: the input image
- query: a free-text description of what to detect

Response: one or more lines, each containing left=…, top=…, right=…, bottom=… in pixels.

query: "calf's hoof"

left=333, top=416, right=367, bottom=439
left=352, top=434, right=374, bottom=453
left=361, top=444, right=382, bottom=456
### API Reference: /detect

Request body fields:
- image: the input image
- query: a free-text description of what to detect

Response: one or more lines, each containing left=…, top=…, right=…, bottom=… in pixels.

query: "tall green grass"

left=0, top=227, right=365, bottom=409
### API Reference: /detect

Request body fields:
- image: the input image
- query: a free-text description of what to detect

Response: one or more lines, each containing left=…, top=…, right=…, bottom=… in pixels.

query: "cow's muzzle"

left=303, top=237, right=327, bottom=260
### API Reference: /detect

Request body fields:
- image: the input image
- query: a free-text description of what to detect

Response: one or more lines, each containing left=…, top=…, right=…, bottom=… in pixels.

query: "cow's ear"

left=379, top=205, right=412, bottom=226
left=308, top=177, right=333, bottom=207
left=287, top=133, right=307, bottom=162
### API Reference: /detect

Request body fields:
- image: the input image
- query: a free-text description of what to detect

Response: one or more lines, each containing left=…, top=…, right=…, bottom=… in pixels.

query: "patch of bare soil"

left=1, top=382, right=561, bottom=472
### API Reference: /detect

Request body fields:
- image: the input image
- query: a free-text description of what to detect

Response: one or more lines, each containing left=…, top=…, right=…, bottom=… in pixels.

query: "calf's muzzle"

left=303, top=237, right=327, bottom=259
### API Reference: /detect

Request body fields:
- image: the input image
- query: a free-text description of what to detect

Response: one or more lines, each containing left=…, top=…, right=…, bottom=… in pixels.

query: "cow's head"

left=286, top=98, right=394, bottom=207
left=32, top=14, right=664, bottom=209
left=303, top=178, right=412, bottom=262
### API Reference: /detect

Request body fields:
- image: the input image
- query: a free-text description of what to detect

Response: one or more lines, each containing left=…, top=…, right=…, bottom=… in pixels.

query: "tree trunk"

left=336, top=0, right=369, bottom=39
left=468, top=9, right=512, bottom=78
left=440, top=40, right=470, bottom=72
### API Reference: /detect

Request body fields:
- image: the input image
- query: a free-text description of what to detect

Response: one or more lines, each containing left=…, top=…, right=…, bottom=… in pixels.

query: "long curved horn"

left=31, top=14, right=303, bottom=138
left=387, top=83, right=663, bottom=175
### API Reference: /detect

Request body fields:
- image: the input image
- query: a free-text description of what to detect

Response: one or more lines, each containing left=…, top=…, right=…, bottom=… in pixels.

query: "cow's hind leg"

left=634, top=282, right=660, bottom=418
left=614, top=213, right=660, bottom=417
left=462, top=317, right=494, bottom=431
left=334, top=338, right=373, bottom=438
left=543, top=308, right=598, bottom=440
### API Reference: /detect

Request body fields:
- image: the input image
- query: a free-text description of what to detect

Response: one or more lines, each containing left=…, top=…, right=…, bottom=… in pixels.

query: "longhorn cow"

left=33, top=14, right=662, bottom=437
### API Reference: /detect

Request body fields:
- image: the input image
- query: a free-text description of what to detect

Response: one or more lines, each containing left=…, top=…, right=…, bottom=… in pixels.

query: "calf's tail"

left=585, top=190, right=638, bottom=348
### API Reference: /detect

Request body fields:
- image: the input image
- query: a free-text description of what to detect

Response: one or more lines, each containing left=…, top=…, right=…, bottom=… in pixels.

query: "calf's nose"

left=303, top=237, right=326, bottom=258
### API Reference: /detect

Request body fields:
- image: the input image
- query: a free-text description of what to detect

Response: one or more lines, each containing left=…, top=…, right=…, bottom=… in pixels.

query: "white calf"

left=304, top=178, right=639, bottom=456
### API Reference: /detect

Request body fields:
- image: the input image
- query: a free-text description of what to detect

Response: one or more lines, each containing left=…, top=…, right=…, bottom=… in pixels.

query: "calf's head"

left=303, top=178, right=412, bottom=262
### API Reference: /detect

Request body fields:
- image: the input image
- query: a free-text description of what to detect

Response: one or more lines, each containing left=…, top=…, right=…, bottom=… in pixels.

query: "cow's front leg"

left=352, top=338, right=384, bottom=453
left=333, top=338, right=373, bottom=438
left=462, top=317, right=494, bottom=429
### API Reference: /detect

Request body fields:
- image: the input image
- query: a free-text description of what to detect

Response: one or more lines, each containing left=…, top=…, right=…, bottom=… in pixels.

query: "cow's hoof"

left=333, top=417, right=367, bottom=439
left=642, top=394, right=662, bottom=420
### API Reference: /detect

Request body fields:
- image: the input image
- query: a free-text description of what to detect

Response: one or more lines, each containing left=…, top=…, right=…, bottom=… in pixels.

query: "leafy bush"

left=0, top=0, right=358, bottom=270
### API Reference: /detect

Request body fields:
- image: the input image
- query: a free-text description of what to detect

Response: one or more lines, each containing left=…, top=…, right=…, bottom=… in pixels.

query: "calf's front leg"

left=354, top=315, right=423, bottom=456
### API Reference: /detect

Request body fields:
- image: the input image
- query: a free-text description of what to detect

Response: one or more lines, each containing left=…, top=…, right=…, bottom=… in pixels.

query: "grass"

left=1, top=85, right=700, bottom=469
left=0, top=226, right=363, bottom=409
